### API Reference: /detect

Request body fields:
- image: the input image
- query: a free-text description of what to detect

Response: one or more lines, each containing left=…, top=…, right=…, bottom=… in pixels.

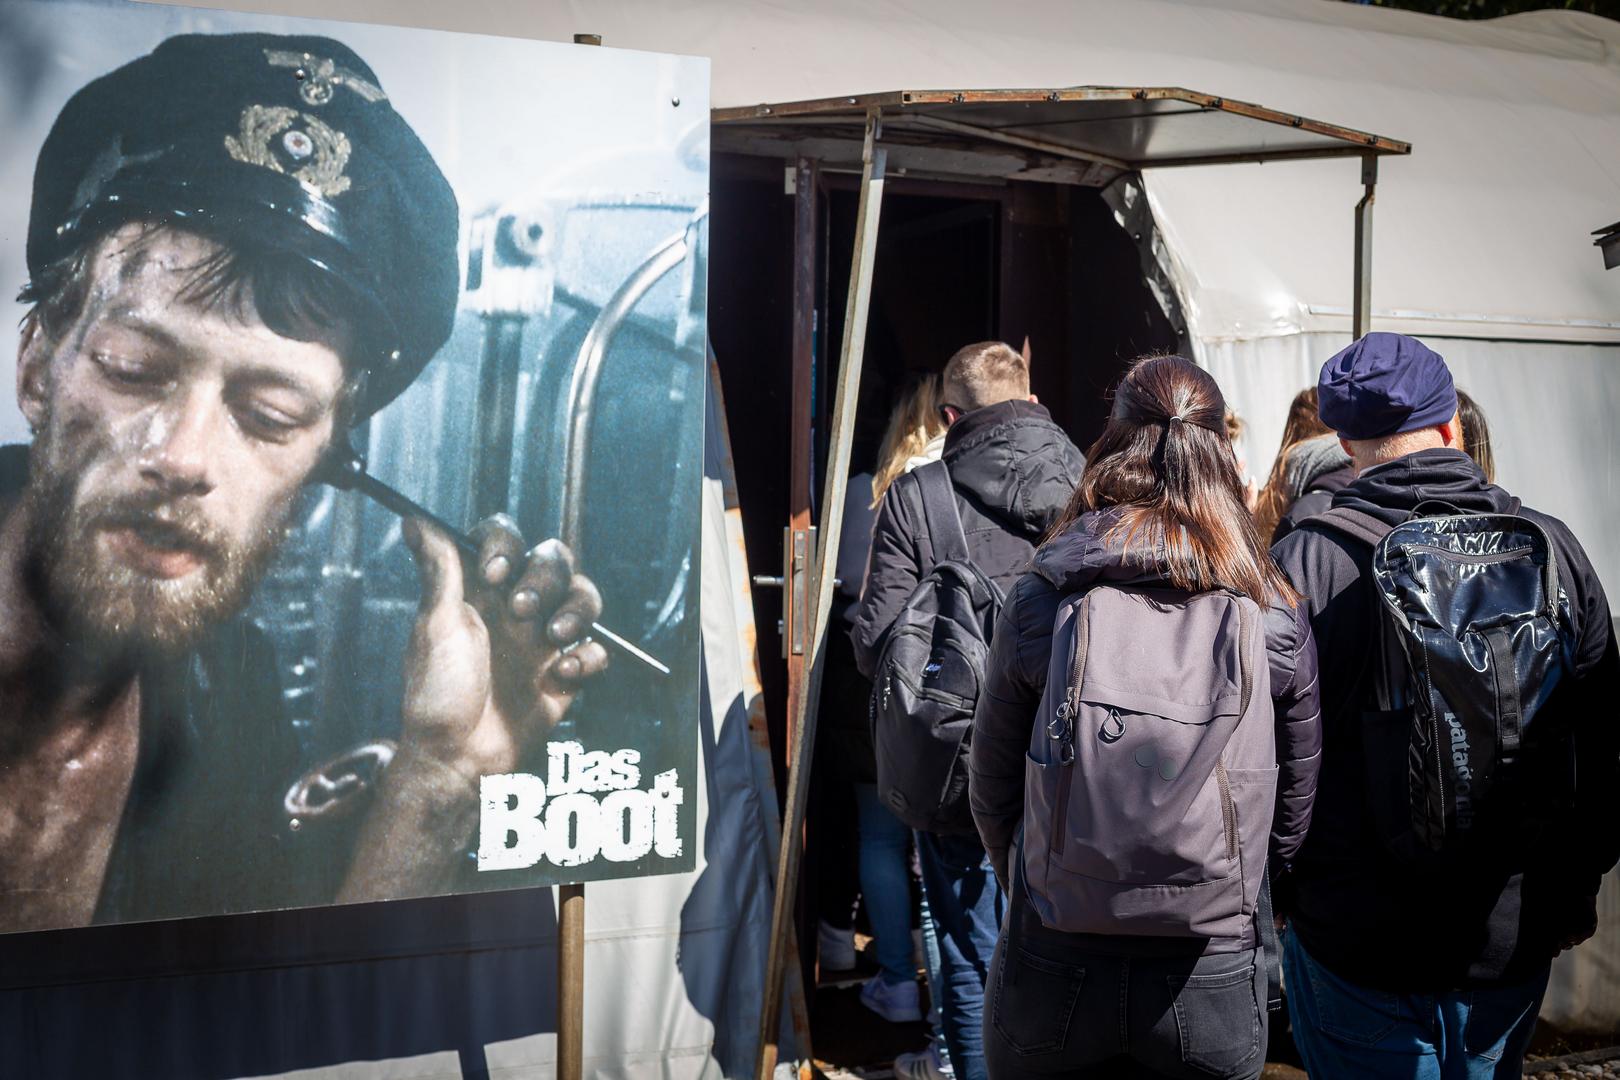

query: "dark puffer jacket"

left=969, top=510, right=1323, bottom=950
left=1272, top=448, right=1620, bottom=990
left=850, top=399, right=1084, bottom=677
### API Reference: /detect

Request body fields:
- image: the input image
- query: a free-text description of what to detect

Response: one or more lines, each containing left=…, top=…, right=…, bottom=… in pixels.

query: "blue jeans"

left=916, top=830, right=1004, bottom=1080
left=920, top=882, right=957, bottom=1076
left=854, top=783, right=915, bottom=984
left=1283, top=928, right=1549, bottom=1080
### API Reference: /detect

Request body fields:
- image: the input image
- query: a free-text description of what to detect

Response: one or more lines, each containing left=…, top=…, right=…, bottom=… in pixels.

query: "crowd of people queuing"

left=824, top=334, right=1618, bottom=1080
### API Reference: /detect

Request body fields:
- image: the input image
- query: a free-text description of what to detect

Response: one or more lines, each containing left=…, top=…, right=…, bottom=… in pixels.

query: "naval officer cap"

left=26, top=32, right=461, bottom=421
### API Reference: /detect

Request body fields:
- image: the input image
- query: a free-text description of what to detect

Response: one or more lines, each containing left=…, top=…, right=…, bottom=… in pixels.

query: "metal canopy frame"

left=745, top=89, right=1410, bottom=1080
left=716, top=86, right=1410, bottom=178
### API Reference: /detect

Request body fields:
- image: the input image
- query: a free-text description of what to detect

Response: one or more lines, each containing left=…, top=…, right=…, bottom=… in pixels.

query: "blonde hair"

left=1253, top=387, right=1331, bottom=542
left=872, top=373, right=947, bottom=507
left=942, top=341, right=1029, bottom=411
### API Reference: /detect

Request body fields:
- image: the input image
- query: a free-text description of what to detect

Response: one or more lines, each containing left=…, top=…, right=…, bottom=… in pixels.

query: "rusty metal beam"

left=901, top=111, right=1131, bottom=171
left=1353, top=153, right=1378, bottom=339
left=713, top=85, right=1412, bottom=159
left=1143, top=144, right=1391, bottom=170
left=756, top=110, right=887, bottom=1080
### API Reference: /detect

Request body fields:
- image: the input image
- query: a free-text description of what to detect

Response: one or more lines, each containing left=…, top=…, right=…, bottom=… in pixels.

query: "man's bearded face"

left=18, top=226, right=348, bottom=660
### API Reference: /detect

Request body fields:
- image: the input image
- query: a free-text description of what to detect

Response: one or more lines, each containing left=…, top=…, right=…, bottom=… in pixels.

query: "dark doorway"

left=709, top=157, right=1180, bottom=766
left=706, top=157, right=1179, bottom=1067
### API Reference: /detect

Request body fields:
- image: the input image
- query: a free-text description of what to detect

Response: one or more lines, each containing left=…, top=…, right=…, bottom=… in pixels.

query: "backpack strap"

left=1257, top=868, right=1283, bottom=1013
left=1308, top=506, right=1396, bottom=549
left=914, top=460, right=971, bottom=567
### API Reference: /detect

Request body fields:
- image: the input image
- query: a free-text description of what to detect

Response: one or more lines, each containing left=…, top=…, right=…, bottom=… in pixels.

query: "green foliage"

left=1356, top=0, right=1618, bottom=18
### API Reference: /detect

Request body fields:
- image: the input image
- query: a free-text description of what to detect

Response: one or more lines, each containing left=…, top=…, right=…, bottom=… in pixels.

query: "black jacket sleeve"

left=969, top=572, right=1060, bottom=890
left=1531, top=512, right=1620, bottom=898
left=851, top=475, right=926, bottom=678
left=1263, top=596, right=1322, bottom=876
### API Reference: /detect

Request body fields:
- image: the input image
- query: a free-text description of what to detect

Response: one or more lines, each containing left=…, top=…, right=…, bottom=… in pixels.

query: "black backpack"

left=1314, top=504, right=1576, bottom=861
left=870, top=461, right=1004, bottom=834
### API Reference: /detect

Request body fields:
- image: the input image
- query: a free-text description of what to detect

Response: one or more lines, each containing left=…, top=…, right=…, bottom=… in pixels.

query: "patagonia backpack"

left=1312, top=505, right=1575, bottom=861
left=1023, top=584, right=1277, bottom=943
left=870, top=461, right=1004, bottom=835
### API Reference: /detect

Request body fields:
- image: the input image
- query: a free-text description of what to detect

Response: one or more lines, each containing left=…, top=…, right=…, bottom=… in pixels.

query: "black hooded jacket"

left=1271, top=447, right=1620, bottom=990
left=969, top=510, right=1322, bottom=948
left=850, top=399, right=1084, bottom=678
left=1272, top=464, right=1356, bottom=545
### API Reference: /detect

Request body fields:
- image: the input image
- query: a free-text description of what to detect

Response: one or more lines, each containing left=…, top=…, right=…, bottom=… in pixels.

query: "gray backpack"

left=1022, top=585, right=1276, bottom=941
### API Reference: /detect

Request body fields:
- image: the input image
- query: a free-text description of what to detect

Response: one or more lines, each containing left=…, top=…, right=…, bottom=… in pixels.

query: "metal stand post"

left=755, top=110, right=887, bottom=1080
left=1352, top=153, right=1378, bottom=339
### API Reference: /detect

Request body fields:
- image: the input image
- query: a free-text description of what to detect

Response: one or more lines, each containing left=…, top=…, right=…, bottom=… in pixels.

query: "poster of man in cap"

left=0, top=0, right=707, bottom=933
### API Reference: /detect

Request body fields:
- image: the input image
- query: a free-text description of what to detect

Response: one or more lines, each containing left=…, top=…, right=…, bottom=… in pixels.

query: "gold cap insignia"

left=264, top=49, right=388, bottom=108
left=224, top=105, right=352, bottom=198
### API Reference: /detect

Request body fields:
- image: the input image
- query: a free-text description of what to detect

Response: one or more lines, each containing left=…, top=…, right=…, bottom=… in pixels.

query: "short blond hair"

left=942, top=341, right=1029, bottom=411
left=1344, top=410, right=1464, bottom=471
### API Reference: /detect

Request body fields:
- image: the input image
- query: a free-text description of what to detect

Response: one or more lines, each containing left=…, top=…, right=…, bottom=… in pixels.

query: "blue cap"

left=1317, top=333, right=1457, bottom=440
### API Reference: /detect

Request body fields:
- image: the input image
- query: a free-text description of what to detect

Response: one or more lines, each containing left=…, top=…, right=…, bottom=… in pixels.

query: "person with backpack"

left=852, top=341, right=1085, bottom=1080
left=1270, top=332, right=1620, bottom=1079
left=969, top=355, right=1322, bottom=1079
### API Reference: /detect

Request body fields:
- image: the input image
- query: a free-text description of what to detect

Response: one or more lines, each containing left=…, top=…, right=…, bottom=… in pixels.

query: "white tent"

left=144, top=0, right=1620, bottom=1056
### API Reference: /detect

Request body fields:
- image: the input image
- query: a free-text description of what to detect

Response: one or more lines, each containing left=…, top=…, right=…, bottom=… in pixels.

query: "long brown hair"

left=1252, top=387, right=1330, bottom=542
left=871, top=372, right=947, bottom=507
left=1456, top=388, right=1495, bottom=484
left=1047, top=355, right=1299, bottom=608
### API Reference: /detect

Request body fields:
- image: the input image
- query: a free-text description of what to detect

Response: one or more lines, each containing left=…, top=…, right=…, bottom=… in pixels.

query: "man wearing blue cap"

left=1271, top=332, right=1619, bottom=1078
left=0, top=33, right=608, bottom=932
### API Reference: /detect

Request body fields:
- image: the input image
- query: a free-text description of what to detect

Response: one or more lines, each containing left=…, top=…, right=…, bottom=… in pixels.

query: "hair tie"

left=1168, top=414, right=1186, bottom=425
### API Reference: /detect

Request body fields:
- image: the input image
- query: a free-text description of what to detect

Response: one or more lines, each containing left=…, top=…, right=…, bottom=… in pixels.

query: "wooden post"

left=558, top=882, right=586, bottom=1078
left=784, top=157, right=818, bottom=742
left=755, top=110, right=887, bottom=1080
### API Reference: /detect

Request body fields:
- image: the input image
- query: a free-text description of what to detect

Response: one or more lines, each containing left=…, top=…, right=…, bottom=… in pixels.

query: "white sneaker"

left=859, top=974, right=923, bottom=1023
left=893, top=1041, right=949, bottom=1080
left=818, top=920, right=856, bottom=971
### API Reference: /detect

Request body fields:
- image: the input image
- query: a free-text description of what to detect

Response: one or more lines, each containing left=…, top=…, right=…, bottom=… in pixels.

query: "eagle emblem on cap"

left=224, top=105, right=352, bottom=197
left=264, top=49, right=387, bottom=108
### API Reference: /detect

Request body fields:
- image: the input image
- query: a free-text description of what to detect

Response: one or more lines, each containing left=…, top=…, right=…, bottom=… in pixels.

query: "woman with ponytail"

left=969, top=356, right=1322, bottom=1079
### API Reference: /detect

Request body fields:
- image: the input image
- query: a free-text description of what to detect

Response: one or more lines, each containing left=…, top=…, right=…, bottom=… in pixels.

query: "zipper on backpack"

left=1405, top=543, right=1533, bottom=564
left=1051, top=596, right=1091, bottom=858
left=1215, top=759, right=1237, bottom=861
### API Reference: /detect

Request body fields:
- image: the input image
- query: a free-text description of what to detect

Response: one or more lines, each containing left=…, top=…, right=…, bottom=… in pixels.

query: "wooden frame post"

left=755, top=111, right=887, bottom=1080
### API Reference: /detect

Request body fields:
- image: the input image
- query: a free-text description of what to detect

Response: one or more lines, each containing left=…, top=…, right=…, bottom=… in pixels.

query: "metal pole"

left=755, top=110, right=887, bottom=1080
left=1352, top=153, right=1378, bottom=340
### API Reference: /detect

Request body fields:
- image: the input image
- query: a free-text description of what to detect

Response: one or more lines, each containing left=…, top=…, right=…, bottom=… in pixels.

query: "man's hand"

left=398, top=514, right=609, bottom=780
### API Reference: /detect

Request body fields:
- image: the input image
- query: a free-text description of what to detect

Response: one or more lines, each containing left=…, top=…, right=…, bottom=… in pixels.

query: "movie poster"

left=0, top=0, right=707, bottom=932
